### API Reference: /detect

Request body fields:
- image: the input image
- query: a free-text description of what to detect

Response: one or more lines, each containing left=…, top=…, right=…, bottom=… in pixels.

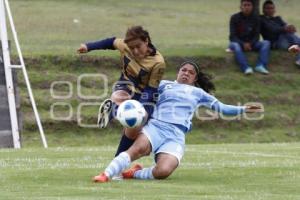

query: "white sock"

left=133, top=166, right=154, bottom=179
left=104, top=152, right=131, bottom=178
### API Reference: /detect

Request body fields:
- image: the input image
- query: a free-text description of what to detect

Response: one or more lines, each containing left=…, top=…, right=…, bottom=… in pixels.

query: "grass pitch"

left=9, top=0, right=300, bottom=56
left=1, top=143, right=300, bottom=200
left=2, top=1, right=300, bottom=199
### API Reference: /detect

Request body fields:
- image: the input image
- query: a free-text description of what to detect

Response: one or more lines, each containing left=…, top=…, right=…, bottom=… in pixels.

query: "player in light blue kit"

left=93, top=61, right=262, bottom=182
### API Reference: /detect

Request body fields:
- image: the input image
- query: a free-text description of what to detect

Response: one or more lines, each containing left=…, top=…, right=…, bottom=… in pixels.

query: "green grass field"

left=19, top=53, right=300, bottom=147
left=1, top=143, right=300, bottom=200
left=9, top=0, right=300, bottom=57
left=6, top=0, right=298, bottom=146
left=2, top=1, right=300, bottom=199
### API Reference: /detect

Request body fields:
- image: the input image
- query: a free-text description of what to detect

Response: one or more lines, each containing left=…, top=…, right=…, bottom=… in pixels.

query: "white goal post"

left=0, top=0, right=47, bottom=148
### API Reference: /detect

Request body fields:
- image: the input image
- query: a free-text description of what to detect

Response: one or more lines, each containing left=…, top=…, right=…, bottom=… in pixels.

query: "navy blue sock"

left=115, top=134, right=135, bottom=157
left=109, top=103, right=118, bottom=121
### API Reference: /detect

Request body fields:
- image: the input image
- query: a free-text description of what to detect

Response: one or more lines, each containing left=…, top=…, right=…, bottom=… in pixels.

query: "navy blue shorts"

left=113, top=81, right=141, bottom=101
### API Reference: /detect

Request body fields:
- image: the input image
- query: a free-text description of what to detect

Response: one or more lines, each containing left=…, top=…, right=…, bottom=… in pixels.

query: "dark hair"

left=124, top=26, right=152, bottom=44
left=241, top=0, right=253, bottom=5
left=263, top=0, right=274, bottom=8
left=179, top=61, right=215, bottom=93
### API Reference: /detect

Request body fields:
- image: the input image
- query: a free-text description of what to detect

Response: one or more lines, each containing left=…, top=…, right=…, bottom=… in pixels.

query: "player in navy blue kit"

left=93, top=61, right=262, bottom=183
left=78, top=26, right=165, bottom=158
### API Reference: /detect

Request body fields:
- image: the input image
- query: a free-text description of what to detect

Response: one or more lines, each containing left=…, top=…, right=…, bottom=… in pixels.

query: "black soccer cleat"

left=97, top=99, right=113, bottom=128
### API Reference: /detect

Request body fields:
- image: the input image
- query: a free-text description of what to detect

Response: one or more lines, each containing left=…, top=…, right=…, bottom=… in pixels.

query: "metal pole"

left=4, top=0, right=48, bottom=148
left=0, top=0, right=20, bottom=148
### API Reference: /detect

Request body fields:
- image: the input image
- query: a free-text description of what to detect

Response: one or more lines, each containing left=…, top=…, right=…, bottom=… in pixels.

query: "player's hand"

left=77, top=44, right=88, bottom=53
left=245, top=104, right=263, bottom=113
left=243, top=43, right=252, bottom=51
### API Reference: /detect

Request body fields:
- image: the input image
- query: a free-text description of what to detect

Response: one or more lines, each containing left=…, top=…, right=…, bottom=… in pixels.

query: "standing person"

left=93, top=61, right=262, bottom=183
left=229, top=0, right=271, bottom=75
left=77, top=26, right=166, bottom=157
left=260, top=0, right=300, bottom=66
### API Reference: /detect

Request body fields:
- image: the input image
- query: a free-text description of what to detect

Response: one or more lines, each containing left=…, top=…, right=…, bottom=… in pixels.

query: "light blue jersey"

left=151, top=80, right=245, bottom=132
left=143, top=80, right=246, bottom=163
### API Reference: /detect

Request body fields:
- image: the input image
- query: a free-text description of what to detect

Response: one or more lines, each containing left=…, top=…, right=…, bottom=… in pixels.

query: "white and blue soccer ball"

left=116, top=100, right=146, bottom=128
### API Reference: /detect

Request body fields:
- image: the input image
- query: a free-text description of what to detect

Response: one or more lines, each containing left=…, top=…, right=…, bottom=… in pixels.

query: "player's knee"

left=124, top=127, right=141, bottom=140
left=128, top=143, right=148, bottom=159
left=153, top=165, right=174, bottom=179
left=111, top=91, right=131, bottom=105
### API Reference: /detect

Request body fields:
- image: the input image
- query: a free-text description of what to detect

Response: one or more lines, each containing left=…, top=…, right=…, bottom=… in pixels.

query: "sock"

left=133, top=166, right=154, bottom=180
left=104, top=152, right=131, bottom=178
left=109, top=103, right=118, bottom=121
left=115, top=134, right=135, bottom=157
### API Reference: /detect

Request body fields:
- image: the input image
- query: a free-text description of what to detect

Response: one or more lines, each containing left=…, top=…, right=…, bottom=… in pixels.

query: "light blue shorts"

left=142, top=119, right=185, bottom=163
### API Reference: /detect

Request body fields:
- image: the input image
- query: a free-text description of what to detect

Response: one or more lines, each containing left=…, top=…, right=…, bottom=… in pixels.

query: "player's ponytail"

left=179, top=61, right=215, bottom=93
left=124, top=26, right=152, bottom=44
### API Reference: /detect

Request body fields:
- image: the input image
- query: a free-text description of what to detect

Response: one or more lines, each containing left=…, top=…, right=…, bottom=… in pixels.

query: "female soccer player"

left=77, top=26, right=166, bottom=156
left=93, top=61, right=262, bottom=182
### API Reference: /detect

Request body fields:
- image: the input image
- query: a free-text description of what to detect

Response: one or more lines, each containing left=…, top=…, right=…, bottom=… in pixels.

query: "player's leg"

left=93, top=133, right=151, bottom=183
left=97, top=99, right=113, bottom=128
left=97, top=80, right=133, bottom=128
left=125, top=153, right=179, bottom=180
left=152, top=153, right=179, bottom=179
left=114, top=92, right=143, bottom=157
left=124, top=124, right=185, bottom=180
left=151, top=139, right=184, bottom=179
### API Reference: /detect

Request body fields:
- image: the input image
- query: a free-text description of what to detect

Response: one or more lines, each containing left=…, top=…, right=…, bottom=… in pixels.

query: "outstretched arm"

left=77, top=37, right=116, bottom=53
left=211, top=101, right=245, bottom=115
left=211, top=101, right=262, bottom=115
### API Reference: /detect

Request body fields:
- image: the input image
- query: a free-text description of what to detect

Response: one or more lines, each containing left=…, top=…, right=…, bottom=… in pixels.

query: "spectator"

left=229, top=0, right=270, bottom=75
left=260, top=0, right=300, bottom=66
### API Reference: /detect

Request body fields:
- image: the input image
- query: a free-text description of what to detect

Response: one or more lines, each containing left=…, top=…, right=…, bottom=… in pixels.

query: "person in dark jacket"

left=229, top=0, right=270, bottom=75
left=260, top=0, right=300, bottom=66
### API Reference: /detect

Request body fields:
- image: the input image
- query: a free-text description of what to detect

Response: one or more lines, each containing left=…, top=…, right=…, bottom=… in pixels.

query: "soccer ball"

left=116, top=100, right=146, bottom=128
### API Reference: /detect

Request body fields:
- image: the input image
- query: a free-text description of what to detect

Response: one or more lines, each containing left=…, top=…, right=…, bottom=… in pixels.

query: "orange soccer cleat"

left=93, top=172, right=109, bottom=183
left=121, top=163, right=143, bottom=179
